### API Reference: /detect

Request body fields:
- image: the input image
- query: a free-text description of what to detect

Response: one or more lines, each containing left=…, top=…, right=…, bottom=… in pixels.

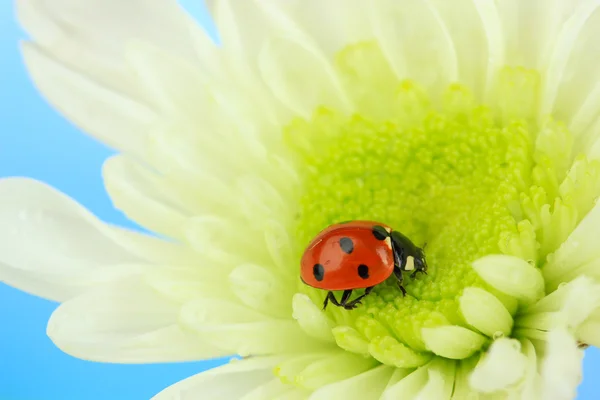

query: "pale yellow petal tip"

left=469, top=337, right=527, bottom=393
left=421, top=326, right=486, bottom=359
left=472, top=255, right=545, bottom=304
left=541, top=330, right=584, bottom=400
left=460, top=287, right=514, bottom=337
left=292, top=293, right=336, bottom=342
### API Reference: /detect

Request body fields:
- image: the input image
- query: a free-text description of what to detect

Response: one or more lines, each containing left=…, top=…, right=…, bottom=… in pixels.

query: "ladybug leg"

left=339, top=290, right=354, bottom=310
left=323, top=291, right=341, bottom=310
left=344, top=286, right=374, bottom=309
left=393, top=266, right=407, bottom=296
left=392, top=243, right=407, bottom=296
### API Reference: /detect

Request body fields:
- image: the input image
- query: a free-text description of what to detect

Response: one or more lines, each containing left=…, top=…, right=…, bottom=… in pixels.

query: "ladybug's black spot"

left=372, top=225, right=389, bottom=241
left=358, top=264, right=370, bottom=279
left=313, top=264, right=325, bottom=281
left=339, top=237, right=354, bottom=254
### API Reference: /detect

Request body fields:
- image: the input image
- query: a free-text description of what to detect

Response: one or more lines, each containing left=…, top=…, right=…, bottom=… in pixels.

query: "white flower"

left=4, top=0, right=600, bottom=398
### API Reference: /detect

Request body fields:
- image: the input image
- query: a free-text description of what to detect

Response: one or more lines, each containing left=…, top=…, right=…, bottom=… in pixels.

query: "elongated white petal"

left=472, top=0, right=504, bottom=100
left=17, top=0, right=201, bottom=62
left=451, top=356, right=480, bottom=400
left=368, top=0, right=459, bottom=91
left=421, top=326, right=486, bottom=359
left=152, top=356, right=288, bottom=400
left=460, top=287, right=514, bottom=337
left=540, top=330, right=584, bottom=400
left=102, top=156, right=189, bottom=240
left=520, top=276, right=600, bottom=335
left=21, top=43, right=155, bottom=159
left=515, top=339, right=542, bottom=400
left=291, top=352, right=379, bottom=390
left=242, top=379, right=309, bottom=400
left=229, top=264, right=294, bottom=317
left=578, top=309, right=600, bottom=347
left=47, top=277, right=227, bottom=362
left=258, top=35, right=351, bottom=118
left=292, top=294, right=336, bottom=342
left=16, top=0, right=206, bottom=155
left=414, top=359, right=455, bottom=400
left=381, top=365, right=430, bottom=400
left=180, top=299, right=333, bottom=356
left=144, top=266, right=232, bottom=303
left=0, top=178, right=166, bottom=301
left=540, top=1, right=600, bottom=122
left=294, top=0, right=373, bottom=54
left=309, top=365, right=395, bottom=400
left=544, top=201, right=600, bottom=287
left=473, top=255, right=545, bottom=304
left=469, top=338, right=528, bottom=392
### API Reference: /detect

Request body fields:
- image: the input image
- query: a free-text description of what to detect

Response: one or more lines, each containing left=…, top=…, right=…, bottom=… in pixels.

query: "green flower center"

left=282, top=42, right=600, bottom=368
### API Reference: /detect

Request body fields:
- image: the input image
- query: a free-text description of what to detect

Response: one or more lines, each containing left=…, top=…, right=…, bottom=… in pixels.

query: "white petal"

left=451, top=357, right=480, bottom=400
left=471, top=0, right=505, bottom=100
left=381, top=365, right=430, bottom=400
left=426, top=0, right=489, bottom=97
left=469, top=338, right=528, bottom=393
left=517, top=339, right=542, bottom=400
left=0, top=178, right=162, bottom=302
left=292, top=293, right=336, bottom=343
left=17, top=0, right=204, bottom=154
left=242, top=379, right=308, bottom=400
left=540, top=330, right=584, bottom=400
left=369, top=0, right=459, bottom=92
left=102, top=156, right=188, bottom=240
left=145, top=265, right=232, bottom=303
left=309, top=365, right=395, bottom=400
left=415, top=359, right=455, bottom=400
left=520, top=276, right=600, bottom=333
left=229, top=264, right=295, bottom=317
left=578, top=310, right=600, bottom=347
left=544, top=201, right=600, bottom=287
left=293, top=0, right=374, bottom=54
left=540, top=1, right=600, bottom=121
left=258, top=34, right=351, bottom=118
left=17, top=0, right=201, bottom=65
left=48, top=277, right=227, bottom=362
left=421, top=326, right=486, bottom=359
left=152, top=356, right=287, bottom=400
left=290, top=352, right=379, bottom=391
left=473, top=255, right=545, bottom=304
left=21, top=43, right=155, bottom=159
left=180, top=298, right=332, bottom=357
left=460, top=287, right=514, bottom=337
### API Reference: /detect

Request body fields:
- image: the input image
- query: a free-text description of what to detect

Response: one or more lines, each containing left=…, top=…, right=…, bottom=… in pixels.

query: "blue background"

left=0, top=1, right=599, bottom=399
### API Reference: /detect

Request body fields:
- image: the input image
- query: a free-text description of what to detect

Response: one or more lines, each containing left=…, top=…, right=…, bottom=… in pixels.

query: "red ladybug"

left=300, top=221, right=427, bottom=310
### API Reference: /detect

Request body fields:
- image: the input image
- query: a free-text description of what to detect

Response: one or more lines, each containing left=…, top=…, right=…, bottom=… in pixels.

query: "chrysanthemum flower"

left=5, top=0, right=600, bottom=398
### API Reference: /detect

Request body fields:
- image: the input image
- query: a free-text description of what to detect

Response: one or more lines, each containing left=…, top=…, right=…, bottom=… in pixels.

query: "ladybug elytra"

left=300, top=220, right=427, bottom=310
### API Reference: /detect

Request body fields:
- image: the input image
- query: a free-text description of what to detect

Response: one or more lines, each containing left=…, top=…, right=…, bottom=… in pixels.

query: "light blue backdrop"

left=0, top=1, right=599, bottom=399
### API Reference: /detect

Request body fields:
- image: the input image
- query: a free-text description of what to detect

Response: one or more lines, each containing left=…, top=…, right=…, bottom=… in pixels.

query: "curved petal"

left=544, top=201, right=600, bottom=288
left=540, top=330, right=584, bottom=400
left=469, top=338, right=528, bottom=393
left=0, top=178, right=186, bottom=301
left=180, top=298, right=333, bottom=357
left=16, top=0, right=209, bottom=155
left=47, top=277, right=228, bottom=363
left=152, top=356, right=288, bottom=400
left=309, top=365, right=395, bottom=400
left=369, top=0, right=460, bottom=93
left=102, top=156, right=189, bottom=240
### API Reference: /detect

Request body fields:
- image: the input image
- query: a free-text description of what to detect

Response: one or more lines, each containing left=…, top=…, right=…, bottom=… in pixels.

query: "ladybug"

left=300, top=220, right=427, bottom=310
